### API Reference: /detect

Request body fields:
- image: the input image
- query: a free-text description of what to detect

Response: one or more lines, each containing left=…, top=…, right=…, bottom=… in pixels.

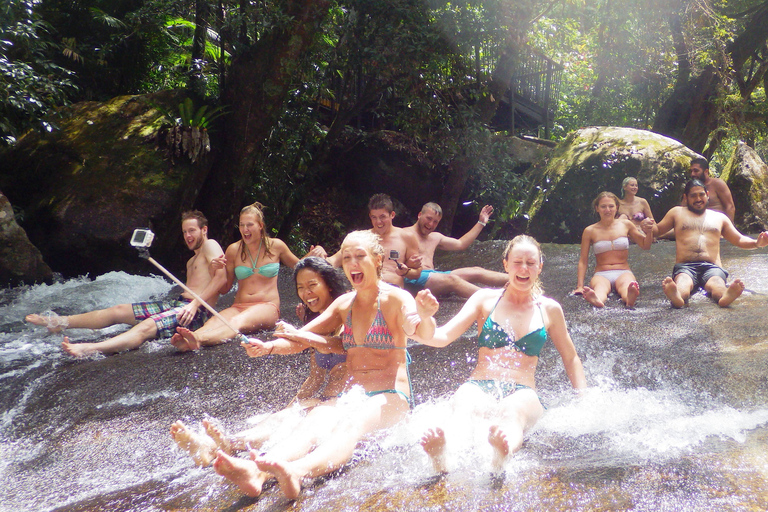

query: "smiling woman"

left=574, top=192, right=654, bottom=308
left=170, top=203, right=303, bottom=350
left=417, top=234, right=588, bottom=473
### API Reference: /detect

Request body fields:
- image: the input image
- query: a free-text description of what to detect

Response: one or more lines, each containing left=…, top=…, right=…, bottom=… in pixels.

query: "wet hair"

left=341, top=230, right=385, bottom=278
left=181, top=210, right=208, bottom=229
left=502, top=234, right=544, bottom=296
left=620, top=177, right=637, bottom=198
left=421, top=202, right=443, bottom=216
left=238, top=202, right=272, bottom=260
left=293, top=257, right=349, bottom=323
left=684, top=179, right=707, bottom=196
left=592, top=191, right=620, bottom=215
left=368, top=193, right=394, bottom=213
left=690, top=157, right=709, bottom=170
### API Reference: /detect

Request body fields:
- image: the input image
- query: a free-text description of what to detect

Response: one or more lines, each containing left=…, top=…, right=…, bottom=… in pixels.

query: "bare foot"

left=488, top=425, right=510, bottom=472
left=170, top=332, right=193, bottom=352
left=203, top=419, right=233, bottom=454
left=662, top=277, right=685, bottom=308
left=718, top=279, right=745, bottom=307
left=625, top=281, right=640, bottom=308
left=254, top=456, right=303, bottom=500
left=420, top=427, right=448, bottom=473
left=62, top=336, right=96, bottom=358
left=25, top=312, right=69, bottom=333
left=176, top=327, right=201, bottom=351
left=170, top=421, right=218, bottom=467
left=581, top=286, right=605, bottom=307
left=212, top=450, right=265, bottom=497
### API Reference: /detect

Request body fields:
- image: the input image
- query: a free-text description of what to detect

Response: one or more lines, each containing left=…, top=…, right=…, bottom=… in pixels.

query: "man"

left=25, top=210, right=227, bottom=356
left=686, top=157, right=735, bottom=221
left=653, top=180, right=768, bottom=308
left=327, top=194, right=422, bottom=287
left=402, top=202, right=508, bottom=298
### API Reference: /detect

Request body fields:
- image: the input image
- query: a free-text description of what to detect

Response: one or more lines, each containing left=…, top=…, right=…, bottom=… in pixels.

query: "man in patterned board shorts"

left=25, top=211, right=226, bottom=357
left=652, top=179, right=768, bottom=308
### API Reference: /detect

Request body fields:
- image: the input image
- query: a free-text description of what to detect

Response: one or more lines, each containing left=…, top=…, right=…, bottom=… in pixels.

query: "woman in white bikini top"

left=573, top=191, right=653, bottom=308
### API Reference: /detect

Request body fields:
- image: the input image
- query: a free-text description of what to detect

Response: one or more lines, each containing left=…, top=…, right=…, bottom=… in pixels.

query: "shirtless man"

left=402, top=202, right=508, bottom=298
left=653, top=180, right=768, bottom=308
left=327, top=194, right=422, bottom=287
left=25, top=210, right=227, bottom=356
left=686, top=157, right=735, bottom=221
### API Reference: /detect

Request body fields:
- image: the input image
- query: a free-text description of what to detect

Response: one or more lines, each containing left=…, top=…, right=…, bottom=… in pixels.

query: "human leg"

left=489, top=389, right=544, bottom=471
left=254, top=392, right=410, bottom=499
left=61, top=317, right=159, bottom=357
left=26, top=303, right=137, bottom=333
left=177, top=303, right=279, bottom=348
left=452, top=267, right=509, bottom=288
left=424, top=272, right=479, bottom=299
left=614, top=271, right=639, bottom=308
left=170, top=420, right=219, bottom=467
left=582, top=275, right=611, bottom=307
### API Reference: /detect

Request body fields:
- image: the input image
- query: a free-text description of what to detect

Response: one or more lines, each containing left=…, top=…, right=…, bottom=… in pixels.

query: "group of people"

left=575, top=158, right=767, bottom=309
left=22, top=157, right=767, bottom=500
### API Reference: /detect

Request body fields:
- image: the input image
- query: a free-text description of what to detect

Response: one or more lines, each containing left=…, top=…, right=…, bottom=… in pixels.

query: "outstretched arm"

left=437, top=205, right=493, bottom=251
left=418, top=290, right=486, bottom=347
left=627, top=218, right=653, bottom=250
left=401, top=289, right=439, bottom=342
left=721, top=219, right=768, bottom=249
left=652, top=208, right=676, bottom=237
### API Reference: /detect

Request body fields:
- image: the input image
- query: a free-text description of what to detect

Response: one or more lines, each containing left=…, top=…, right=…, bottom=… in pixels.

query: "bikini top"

left=341, top=294, right=399, bottom=350
left=478, top=295, right=548, bottom=357
left=234, top=239, right=280, bottom=280
left=593, top=236, right=629, bottom=255
left=313, top=350, right=347, bottom=371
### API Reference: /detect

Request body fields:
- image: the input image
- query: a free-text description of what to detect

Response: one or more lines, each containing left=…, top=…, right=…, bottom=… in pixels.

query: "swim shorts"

left=672, top=262, right=729, bottom=290
left=404, top=269, right=450, bottom=289
left=131, top=297, right=211, bottom=339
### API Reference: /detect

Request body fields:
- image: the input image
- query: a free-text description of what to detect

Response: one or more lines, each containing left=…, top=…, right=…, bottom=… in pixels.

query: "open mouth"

left=350, top=271, right=364, bottom=284
left=515, top=275, right=530, bottom=284
left=305, top=297, right=319, bottom=310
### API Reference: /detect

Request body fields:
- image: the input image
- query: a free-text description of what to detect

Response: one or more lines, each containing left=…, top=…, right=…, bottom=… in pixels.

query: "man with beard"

left=402, top=202, right=508, bottom=298
left=653, top=180, right=768, bottom=308
left=25, top=210, right=226, bottom=356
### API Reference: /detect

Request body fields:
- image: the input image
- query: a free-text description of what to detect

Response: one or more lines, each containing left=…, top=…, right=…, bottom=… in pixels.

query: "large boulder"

left=721, top=142, right=768, bottom=233
left=0, top=191, right=53, bottom=286
left=0, top=90, right=211, bottom=278
left=523, top=126, right=700, bottom=243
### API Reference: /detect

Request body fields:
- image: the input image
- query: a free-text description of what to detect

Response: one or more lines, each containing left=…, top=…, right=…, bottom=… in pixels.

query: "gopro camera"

left=130, top=228, right=155, bottom=248
left=389, top=250, right=404, bottom=269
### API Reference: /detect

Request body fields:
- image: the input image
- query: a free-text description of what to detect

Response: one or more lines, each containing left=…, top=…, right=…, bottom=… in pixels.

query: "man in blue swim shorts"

left=402, top=202, right=509, bottom=298
left=653, top=179, right=768, bottom=308
left=25, top=211, right=227, bottom=356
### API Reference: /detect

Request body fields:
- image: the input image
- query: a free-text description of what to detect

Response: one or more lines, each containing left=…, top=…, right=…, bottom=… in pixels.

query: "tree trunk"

left=196, top=0, right=329, bottom=245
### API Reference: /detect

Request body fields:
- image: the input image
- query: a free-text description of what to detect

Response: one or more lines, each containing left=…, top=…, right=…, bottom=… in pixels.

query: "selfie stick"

left=136, top=247, right=247, bottom=342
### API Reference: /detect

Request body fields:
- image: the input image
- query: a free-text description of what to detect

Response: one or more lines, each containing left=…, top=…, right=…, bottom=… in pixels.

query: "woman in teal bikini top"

left=478, top=295, right=547, bottom=357
left=417, top=235, right=587, bottom=474
left=234, top=238, right=280, bottom=280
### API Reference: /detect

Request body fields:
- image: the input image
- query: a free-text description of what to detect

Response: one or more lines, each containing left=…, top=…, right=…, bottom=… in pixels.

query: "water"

left=1, top=241, right=767, bottom=511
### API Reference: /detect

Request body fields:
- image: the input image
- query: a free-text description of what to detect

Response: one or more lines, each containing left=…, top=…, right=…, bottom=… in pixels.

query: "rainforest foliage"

left=3, top=0, right=768, bottom=242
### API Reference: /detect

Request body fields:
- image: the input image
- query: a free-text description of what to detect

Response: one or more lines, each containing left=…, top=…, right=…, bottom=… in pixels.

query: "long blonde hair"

left=502, top=234, right=544, bottom=296
left=238, top=202, right=272, bottom=261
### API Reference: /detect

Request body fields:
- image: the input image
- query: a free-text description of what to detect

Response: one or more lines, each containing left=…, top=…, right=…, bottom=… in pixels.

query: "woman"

left=418, top=235, right=586, bottom=473
left=169, top=257, right=349, bottom=466
left=211, top=230, right=438, bottom=499
left=574, top=192, right=653, bottom=308
left=618, top=177, right=654, bottom=233
left=171, top=202, right=304, bottom=350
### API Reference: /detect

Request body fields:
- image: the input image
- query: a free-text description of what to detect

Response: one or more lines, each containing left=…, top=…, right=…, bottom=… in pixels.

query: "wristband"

left=478, top=221, right=487, bottom=227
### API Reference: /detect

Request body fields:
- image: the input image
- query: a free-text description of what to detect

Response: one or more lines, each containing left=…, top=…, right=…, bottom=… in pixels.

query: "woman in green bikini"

left=172, top=202, right=306, bottom=350
left=419, top=235, right=587, bottom=473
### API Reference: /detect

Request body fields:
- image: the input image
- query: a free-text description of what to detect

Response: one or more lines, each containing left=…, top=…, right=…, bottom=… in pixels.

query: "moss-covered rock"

left=0, top=90, right=212, bottom=278
left=523, top=126, right=699, bottom=243
left=0, top=191, right=52, bottom=286
left=721, top=142, right=768, bottom=233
